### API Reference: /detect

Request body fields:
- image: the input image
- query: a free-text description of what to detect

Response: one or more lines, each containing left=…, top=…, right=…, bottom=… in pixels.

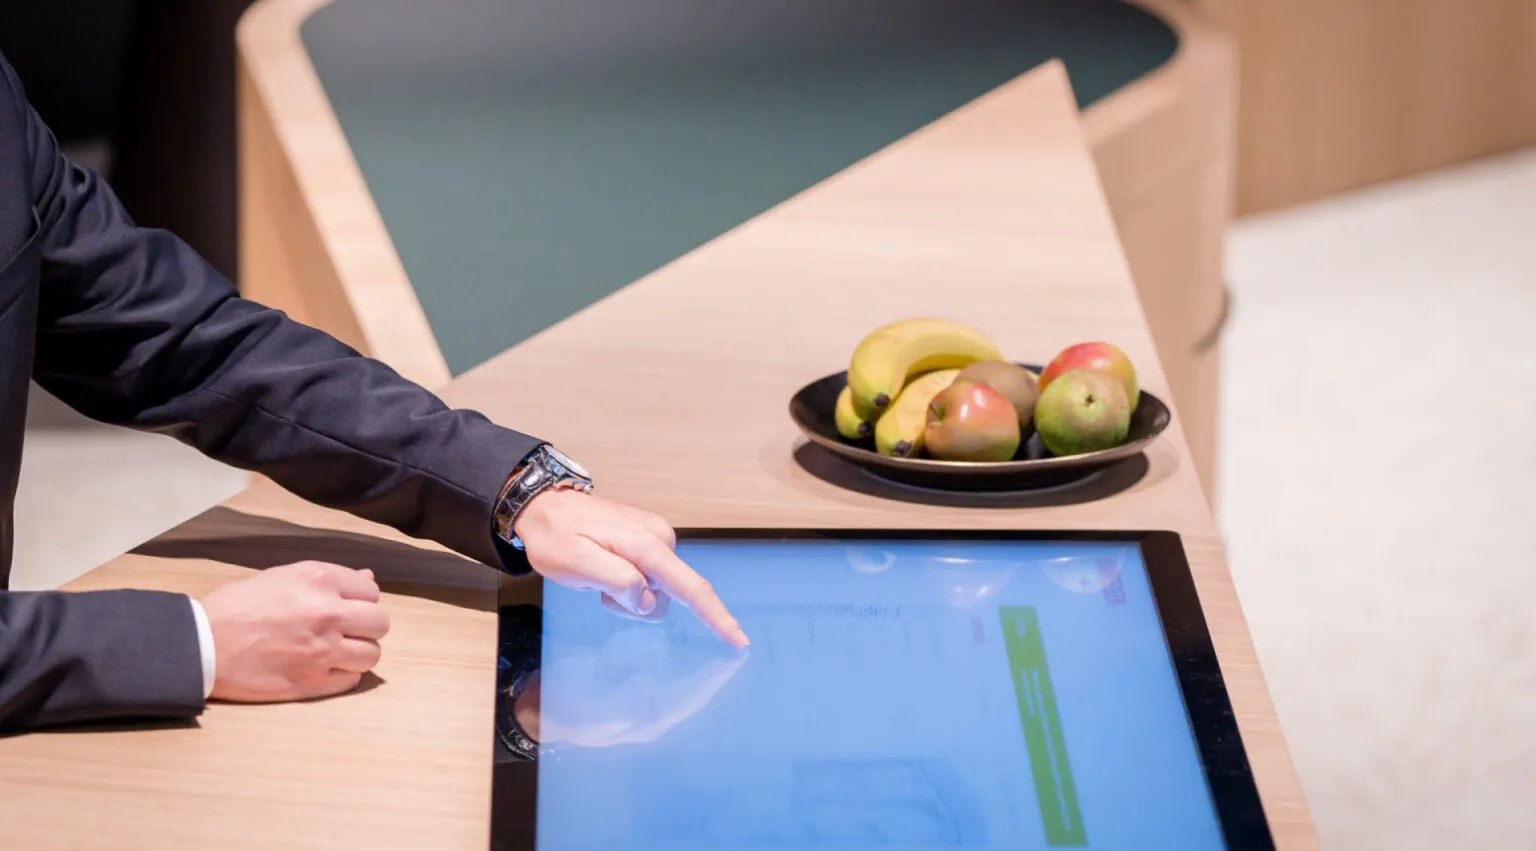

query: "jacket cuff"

left=425, top=418, right=543, bottom=575
left=68, top=590, right=208, bottom=719
left=2, top=589, right=206, bottom=730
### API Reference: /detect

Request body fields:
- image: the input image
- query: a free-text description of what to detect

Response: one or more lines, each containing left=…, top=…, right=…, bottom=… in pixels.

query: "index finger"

left=618, top=536, right=747, bottom=648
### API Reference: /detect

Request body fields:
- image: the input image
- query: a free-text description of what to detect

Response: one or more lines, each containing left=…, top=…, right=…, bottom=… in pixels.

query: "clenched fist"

left=198, top=561, right=391, bottom=702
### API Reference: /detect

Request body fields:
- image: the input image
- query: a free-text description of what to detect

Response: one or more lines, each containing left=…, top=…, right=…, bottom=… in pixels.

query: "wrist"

left=507, top=485, right=544, bottom=541
left=492, top=444, right=593, bottom=553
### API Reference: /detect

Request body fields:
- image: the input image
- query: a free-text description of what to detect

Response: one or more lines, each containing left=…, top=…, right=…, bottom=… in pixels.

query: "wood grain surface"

left=0, top=62, right=1314, bottom=849
left=233, top=0, right=1237, bottom=497
left=1199, top=0, right=1536, bottom=214
left=237, top=0, right=452, bottom=390
left=1084, top=0, right=1236, bottom=504
left=0, top=487, right=513, bottom=851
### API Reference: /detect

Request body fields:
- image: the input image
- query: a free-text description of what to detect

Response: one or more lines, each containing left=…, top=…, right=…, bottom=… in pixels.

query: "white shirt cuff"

left=187, top=598, right=217, bottom=700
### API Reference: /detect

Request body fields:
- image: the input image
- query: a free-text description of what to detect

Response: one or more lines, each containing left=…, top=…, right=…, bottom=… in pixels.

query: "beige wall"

left=1200, top=0, right=1536, bottom=214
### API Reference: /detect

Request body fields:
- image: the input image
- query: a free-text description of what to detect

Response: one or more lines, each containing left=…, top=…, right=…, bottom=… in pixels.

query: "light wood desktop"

left=235, top=0, right=1235, bottom=502
left=0, top=63, right=1315, bottom=849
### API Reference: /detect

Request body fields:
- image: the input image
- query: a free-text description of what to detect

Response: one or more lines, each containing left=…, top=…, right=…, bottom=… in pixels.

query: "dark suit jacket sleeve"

left=0, top=589, right=205, bottom=732
left=0, top=55, right=542, bottom=733
left=9, top=59, right=545, bottom=571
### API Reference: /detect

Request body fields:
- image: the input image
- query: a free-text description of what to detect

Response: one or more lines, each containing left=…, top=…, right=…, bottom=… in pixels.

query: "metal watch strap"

left=493, top=445, right=592, bottom=550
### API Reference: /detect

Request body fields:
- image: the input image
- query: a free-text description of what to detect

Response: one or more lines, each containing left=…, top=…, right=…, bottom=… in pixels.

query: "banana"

left=834, top=384, right=873, bottom=440
left=848, top=319, right=1002, bottom=412
left=874, top=368, right=961, bottom=457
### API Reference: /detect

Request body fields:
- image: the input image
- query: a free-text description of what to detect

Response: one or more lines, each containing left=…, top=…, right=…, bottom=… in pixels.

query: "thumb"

left=603, top=587, right=667, bottom=622
left=604, top=583, right=658, bottom=618
left=301, top=669, right=364, bottom=701
left=572, top=538, right=656, bottom=616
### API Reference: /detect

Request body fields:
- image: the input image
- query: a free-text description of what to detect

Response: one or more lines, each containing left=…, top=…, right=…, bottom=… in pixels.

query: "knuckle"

left=300, top=645, right=327, bottom=671
left=308, top=600, right=344, bottom=632
left=685, top=576, right=713, bottom=600
left=650, top=518, right=677, bottom=546
left=314, top=633, right=342, bottom=663
left=629, top=531, right=664, bottom=561
left=301, top=561, right=332, bottom=584
left=301, top=656, right=330, bottom=680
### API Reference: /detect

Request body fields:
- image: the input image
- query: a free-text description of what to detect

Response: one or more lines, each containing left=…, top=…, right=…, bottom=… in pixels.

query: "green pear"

left=1033, top=369, right=1130, bottom=456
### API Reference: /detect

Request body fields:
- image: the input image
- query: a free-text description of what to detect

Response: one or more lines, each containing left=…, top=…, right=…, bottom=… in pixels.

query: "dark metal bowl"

left=788, top=364, right=1170, bottom=492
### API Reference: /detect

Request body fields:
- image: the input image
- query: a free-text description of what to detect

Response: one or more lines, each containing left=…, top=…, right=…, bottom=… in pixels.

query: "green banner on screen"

left=1000, top=605, right=1087, bottom=846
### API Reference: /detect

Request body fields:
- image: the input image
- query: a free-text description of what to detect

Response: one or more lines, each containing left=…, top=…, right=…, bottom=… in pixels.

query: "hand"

left=198, top=561, right=391, bottom=702
left=512, top=489, right=749, bottom=648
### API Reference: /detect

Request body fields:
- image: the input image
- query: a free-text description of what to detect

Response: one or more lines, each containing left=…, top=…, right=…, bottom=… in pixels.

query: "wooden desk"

left=0, top=63, right=1315, bottom=849
left=237, top=0, right=1234, bottom=500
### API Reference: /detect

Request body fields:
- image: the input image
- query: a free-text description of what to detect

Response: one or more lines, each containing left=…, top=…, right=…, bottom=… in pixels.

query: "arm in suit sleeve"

left=8, top=59, right=542, bottom=571
left=0, top=589, right=205, bottom=732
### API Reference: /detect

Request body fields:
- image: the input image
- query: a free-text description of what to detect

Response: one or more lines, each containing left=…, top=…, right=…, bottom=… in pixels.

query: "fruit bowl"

left=788, top=364, right=1171, bottom=492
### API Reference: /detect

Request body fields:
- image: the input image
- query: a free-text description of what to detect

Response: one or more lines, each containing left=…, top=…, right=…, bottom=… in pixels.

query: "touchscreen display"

left=528, top=537, right=1230, bottom=850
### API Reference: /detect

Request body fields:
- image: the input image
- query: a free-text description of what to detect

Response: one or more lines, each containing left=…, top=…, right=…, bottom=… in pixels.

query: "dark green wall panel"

left=303, top=0, right=1175, bottom=374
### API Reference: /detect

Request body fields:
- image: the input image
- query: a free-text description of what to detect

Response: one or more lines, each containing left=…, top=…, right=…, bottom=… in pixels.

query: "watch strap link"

left=493, top=445, right=592, bottom=550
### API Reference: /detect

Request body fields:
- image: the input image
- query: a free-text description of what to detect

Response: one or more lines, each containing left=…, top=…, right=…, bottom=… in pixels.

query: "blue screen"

left=533, top=538, right=1227, bottom=850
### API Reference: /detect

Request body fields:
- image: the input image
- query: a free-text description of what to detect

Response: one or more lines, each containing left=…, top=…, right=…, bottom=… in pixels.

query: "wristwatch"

left=493, top=444, right=594, bottom=552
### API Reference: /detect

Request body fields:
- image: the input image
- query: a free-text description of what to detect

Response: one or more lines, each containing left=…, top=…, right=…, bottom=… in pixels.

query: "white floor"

left=10, top=389, right=245, bottom=591
left=10, top=145, right=1536, bottom=848
left=1219, top=146, right=1536, bottom=850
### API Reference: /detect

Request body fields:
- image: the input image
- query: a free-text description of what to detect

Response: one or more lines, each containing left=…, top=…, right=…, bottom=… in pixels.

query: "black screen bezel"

left=491, top=528, right=1275, bottom=850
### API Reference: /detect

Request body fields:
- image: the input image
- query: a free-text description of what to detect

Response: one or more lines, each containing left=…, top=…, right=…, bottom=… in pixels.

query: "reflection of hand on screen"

left=525, top=627, right=749, bottom=748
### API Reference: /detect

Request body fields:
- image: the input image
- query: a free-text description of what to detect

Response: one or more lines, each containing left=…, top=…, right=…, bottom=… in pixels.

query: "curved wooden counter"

left=1082, top=1, right=1234, bottom=503
left=235, top=0, right=1233, bottom=500
left=0, top=62, right=1313, bottom=850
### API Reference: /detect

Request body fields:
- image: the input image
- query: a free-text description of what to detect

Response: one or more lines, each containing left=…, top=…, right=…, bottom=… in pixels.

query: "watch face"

left=545, top=445, right=590, bottom=480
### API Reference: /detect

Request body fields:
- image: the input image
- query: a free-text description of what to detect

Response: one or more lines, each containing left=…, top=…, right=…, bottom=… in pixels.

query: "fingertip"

left=713, top=619, right=749, bottom=648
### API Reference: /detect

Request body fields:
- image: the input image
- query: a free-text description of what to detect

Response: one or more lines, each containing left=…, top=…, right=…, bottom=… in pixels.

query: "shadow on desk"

left=1, top=671, right=389, bottom=739
left=0, top=715, right=200, bottom=740
left=131, top=507, right=499, bottom=613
